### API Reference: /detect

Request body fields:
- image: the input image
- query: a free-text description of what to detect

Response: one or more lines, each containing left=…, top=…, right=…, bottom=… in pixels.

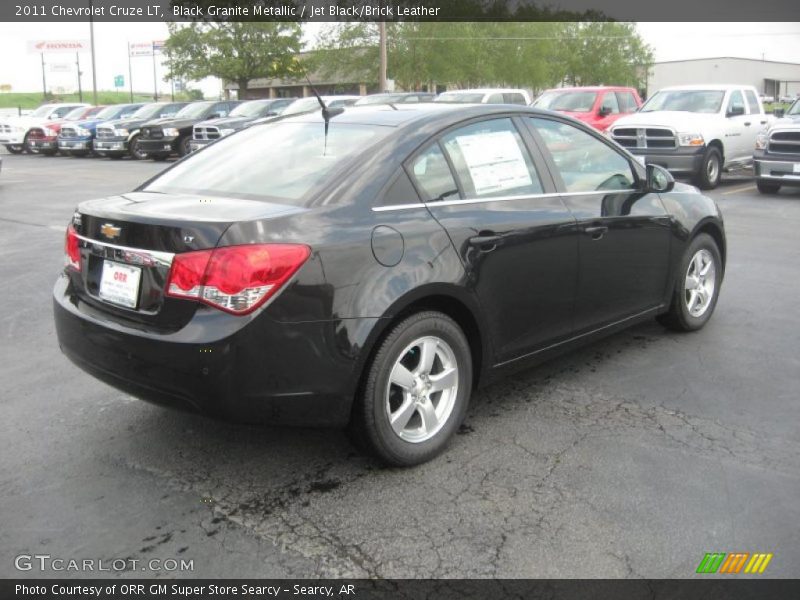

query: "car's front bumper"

left=625, top=146, right=705, bottom=175
left=754, top=151, right=800, bottom=187
left=94, top=138, right=129, bottom=153
left=58, top=138, right=93, bottom=151
left=53, top=274, right=358, bottom=426
left=28, top=138, right=58, bottom=151
left=139, top=137, right=178, bottom=155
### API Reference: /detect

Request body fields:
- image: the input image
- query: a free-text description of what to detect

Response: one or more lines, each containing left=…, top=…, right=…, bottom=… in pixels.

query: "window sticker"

left=454, top=130, right=532, bottom=195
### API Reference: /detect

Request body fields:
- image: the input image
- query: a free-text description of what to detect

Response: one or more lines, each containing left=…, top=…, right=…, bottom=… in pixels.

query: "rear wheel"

left=5, top=144, right=24, bottom=154
left=22, top=133, right=32, bottom=154
left=657, top=233, right=722, bottom=332
left=756, top=180, right=781, bottom=194
left=693, top=147, right=722, bottom=190
left=351, top=311, right=472, bottom=466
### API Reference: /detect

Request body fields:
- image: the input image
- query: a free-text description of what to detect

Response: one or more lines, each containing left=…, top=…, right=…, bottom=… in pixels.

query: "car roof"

left=278, top=103, right=551, bottom=129
left=541, top=86, right=636, bottom=92
left=659, top=84, right=758, bottom=91
left=441, top=88, right=529, bottom=94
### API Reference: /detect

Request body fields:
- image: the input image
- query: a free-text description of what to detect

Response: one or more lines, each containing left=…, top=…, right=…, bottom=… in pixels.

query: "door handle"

left=584, top=225, right=608, bottom=240
left=469, top=233, right=503, bottom=250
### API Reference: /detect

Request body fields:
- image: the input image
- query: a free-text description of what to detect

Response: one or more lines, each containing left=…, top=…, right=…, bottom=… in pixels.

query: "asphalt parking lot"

left=1, top=150, right=798, bottom=579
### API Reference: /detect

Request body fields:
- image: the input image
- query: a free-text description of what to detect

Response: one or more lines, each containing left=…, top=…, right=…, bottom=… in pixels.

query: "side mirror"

left=727, top=105, right=745, bottom=117
left=646, top=164, right=674, bottom=193
left=773, top=108, right=785, bottom=118
left=598, top=105, right=612, bottom=117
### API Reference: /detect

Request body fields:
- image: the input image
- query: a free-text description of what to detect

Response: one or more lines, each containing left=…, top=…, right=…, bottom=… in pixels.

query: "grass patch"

left=0, top=90, right=200, bottom=110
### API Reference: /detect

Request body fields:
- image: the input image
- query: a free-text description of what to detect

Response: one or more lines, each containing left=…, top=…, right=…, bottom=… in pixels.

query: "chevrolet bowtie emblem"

left=100, top=223, right=121, bottom=240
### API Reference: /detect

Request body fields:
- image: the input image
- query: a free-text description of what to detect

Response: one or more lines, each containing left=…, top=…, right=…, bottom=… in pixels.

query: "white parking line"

left=721, top=185, right=757, bottom=195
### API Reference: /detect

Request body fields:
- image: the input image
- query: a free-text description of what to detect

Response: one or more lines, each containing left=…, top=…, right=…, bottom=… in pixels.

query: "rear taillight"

left=65, top=225, right=81, bottom=271
left=166, top=244, right=310, bottom=315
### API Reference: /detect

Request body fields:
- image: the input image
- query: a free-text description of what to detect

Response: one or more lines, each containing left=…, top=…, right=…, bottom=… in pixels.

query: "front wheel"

left=178, top=136, right=191, bottom=157
left=693, top=147, right=722, bottom=190
left=351, top=311, right=472, bottom=466
left=129, top=135, right=147, bottom=160
left=657, top=233, right=722, bottom=332
left=756, top=180, right=781, bottom=194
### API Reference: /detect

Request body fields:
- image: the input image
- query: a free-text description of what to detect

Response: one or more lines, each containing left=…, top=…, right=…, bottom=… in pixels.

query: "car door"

left=407, top=116, right=579, bottom=363
left=526, top=116, right=671, bottom=333
left=723, top=90, right=751, bottom=162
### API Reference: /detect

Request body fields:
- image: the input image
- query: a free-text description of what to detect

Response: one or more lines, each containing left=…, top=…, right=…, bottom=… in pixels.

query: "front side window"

left=144, top=121, right=391, bottom=204
left=744, top=90, right=760, bottom=115
left=616, top=92, right=638, bottom=113
left=175, top=102, right=215, bottom=119
left=530, top=118, right=636, bottom=193
left=441, top=118, right=543, bottom=199
left=727, top=90, right=745, bottom=115
left=599, top=92, right=621, bottom=114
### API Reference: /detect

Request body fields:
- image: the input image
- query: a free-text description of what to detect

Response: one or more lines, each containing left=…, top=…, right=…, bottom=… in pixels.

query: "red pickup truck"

left=532, top=86, right=642, bottom=132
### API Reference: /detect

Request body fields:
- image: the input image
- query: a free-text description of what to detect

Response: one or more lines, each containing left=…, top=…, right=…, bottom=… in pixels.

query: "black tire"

left=5, top=144, right=24, bottom=154
left=178, top=136, right=191, bottom=157
left=756, top=180, right=781, bottom=194
left=693, top=146, right=722, bottom=190
left=129, top=135, right=147, bottom=160
left=350, top=311, right=472, bottom=466
left=22, top=133, right=32, bottom=154
left=657, top=233, right=722, bottom=332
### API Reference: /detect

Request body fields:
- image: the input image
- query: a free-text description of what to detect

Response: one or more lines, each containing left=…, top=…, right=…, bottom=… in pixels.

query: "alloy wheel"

left=385, top=335, right=459, bottom=443
left=684, top=248, right=716, bottom=317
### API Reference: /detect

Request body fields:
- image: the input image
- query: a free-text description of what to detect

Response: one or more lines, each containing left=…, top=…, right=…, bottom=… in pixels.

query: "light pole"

left=89, top=0, right=98, bottom=104
left=379, top=22, right=387, bottom=93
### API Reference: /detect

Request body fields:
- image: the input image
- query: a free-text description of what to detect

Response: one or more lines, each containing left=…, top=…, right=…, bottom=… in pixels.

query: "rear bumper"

left=626, top=146, right=705, bottom=174
left=139, top=137, right=178, bottom=155
left=754, top=152, right=800, bottom=187
left=53, top=274, right=361, bottom=427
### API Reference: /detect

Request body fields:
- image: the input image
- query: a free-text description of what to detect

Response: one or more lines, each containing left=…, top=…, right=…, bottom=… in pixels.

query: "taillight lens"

left=166, top=244, right=310, bottom=315
left=65, top=225, right=81, bottom=271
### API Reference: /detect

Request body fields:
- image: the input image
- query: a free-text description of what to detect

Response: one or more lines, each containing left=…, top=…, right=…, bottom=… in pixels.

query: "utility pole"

left=152, top=42, right=158, bottom=101
left=379, top=21, right=387, bottom=93
left=40, top=54, right=47, bottom=101
left=89, top=0, right=98, bottom=104
left=76, top=52, right=83, bottom=102
left=127, top=42, right=134, bottom=102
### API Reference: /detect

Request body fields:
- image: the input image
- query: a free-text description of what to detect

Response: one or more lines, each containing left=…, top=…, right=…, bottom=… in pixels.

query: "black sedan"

left=54, top=104, right=726, bottom=466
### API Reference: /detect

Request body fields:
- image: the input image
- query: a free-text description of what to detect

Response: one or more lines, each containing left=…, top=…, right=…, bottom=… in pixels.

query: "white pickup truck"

left=610, top=84, right=769, bottom=189
left=0, top=103, right=88, bottom=154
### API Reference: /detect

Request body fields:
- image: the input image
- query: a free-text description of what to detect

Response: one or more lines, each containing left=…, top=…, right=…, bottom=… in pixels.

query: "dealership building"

left=647, top=57, right=800, bottom=99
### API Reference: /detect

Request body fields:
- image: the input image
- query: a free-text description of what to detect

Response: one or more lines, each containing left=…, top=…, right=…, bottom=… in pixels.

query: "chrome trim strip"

left=372, top=189, right=639, bottom=212
left=75, top=233, right=175, bottom=266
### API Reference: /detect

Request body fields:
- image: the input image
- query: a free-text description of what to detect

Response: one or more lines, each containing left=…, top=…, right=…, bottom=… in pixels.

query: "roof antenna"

left=305, top=74, right=344, bottom=155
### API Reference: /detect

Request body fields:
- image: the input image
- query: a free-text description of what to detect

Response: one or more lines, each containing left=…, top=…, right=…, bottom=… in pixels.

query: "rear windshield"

left=435, top=93, right=485, bottom=103
left=144, top=121, right=392, bottom=204
left=533, top=91, right=597, bottom=112
left=640, top=90, right=725, bottom=113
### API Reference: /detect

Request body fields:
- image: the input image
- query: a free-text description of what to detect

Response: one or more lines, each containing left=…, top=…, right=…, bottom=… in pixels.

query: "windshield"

left=175, top=102, right=214, bottom=119
left=640, top=90, right=725, bottom=113
left=229, top=101, right=271, bottom=118
left=533, top=91, right=597, bottom=112
left=787, top=99, right=800, bottom=116
left=435, top=93, right=485, bottom=103
left=64, top=107, right=89, bottom=120
left=95, top=105, right=125, bottom=120
left=131, top=104, right=167, bottom=120
left=31, top=105, right=56, bottom=117
left=144, top=121, right=392, bottom=204
left=282, top=98, right=322, bottom=116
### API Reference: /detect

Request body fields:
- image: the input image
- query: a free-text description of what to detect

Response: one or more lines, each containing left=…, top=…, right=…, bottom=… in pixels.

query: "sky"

left=0, top=21, right=798, bottom=98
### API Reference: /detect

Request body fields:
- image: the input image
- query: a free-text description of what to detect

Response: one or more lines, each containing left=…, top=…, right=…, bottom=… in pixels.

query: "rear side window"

left=744, top=90, right=761, bottom=114
left=529, top=117, right=636, bottom=193
left=504, top=93, right=527, bottom=105
left=441, top=118, right=544, bottom=198
left=409, top=144, right=459, bottom=202
left=616, top=91, right=638, bottom=113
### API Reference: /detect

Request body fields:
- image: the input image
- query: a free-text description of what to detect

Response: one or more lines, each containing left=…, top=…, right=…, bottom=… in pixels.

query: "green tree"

left=164, top=22, right=302, bottom=95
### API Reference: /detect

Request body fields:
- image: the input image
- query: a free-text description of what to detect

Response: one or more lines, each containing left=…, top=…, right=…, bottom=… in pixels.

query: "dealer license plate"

left=99, top=261, right=141, bottom=309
